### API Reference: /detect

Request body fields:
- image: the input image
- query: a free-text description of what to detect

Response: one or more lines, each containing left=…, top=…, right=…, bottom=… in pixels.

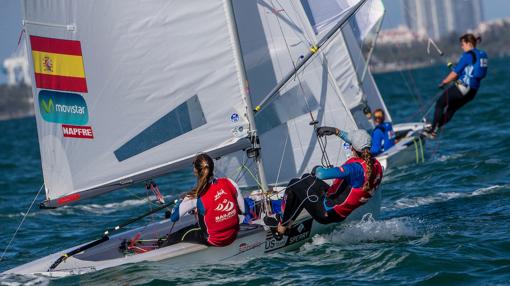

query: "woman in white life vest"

left=163, top=153, right=246, bottom=247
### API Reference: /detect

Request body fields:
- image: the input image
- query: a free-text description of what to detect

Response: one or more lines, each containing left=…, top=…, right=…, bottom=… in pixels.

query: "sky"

left=381, top=0, right=510, bottom=30
left=0, top=0, right=509, bottom=84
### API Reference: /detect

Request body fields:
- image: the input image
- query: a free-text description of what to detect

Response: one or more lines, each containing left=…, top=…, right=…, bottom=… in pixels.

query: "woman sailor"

left=266, top=128, right=383, bottom=237
left=163, top=153, right=246, bottom=246
left=425, top=33, right=488, bottom=137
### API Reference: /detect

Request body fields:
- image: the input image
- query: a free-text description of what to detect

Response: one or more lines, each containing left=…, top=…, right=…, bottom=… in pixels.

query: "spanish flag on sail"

left=30, top=36, right=88, bottom=93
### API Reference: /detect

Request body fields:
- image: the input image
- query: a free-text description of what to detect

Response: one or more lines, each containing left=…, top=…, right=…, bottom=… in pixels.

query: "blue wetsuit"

left=315, top=163, right=364, bottom=189
left=371, top=122, right=395, bottom=156
left=431, top=48, right=488, bottom=130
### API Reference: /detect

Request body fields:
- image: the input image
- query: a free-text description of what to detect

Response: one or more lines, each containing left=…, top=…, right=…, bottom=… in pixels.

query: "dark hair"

left=459, top=33, right=481, bottom=47
left=189, top=153, right=214, bottom=198
left=356, top=148, right=375, bottom=193
left=373, top=108, right=385, bottom=121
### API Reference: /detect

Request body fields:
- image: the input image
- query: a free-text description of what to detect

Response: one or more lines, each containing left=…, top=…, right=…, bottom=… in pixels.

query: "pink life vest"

left=200, top=178, right=241, bottom=246
left=327, top=157, right=383, bottom=218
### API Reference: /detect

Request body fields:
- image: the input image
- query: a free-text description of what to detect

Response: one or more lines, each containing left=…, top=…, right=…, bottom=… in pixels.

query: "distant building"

left=378, top=25, right=425, bottom=45
left=2, top=41, right=31, bottom=86
left=401, top=0, right=483, bottom=40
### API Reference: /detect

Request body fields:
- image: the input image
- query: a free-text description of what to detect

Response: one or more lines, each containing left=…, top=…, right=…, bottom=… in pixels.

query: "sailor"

left=163, top=153, right=246, bottom=247
left=371, top=108, right=395, bottom=156
left=267, top=128, right=383, bottom=236
left=425, top=33, right=488, bottom=137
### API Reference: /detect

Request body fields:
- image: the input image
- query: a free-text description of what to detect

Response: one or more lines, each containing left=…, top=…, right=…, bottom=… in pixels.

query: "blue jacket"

left=371, top=122, right=395, bottom=156
left=454, top=48, right=488, bottom=89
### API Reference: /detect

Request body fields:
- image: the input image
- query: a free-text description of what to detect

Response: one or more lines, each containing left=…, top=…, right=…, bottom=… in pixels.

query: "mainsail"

left=22, top=0, right=377, bottom=207
left=23, top=0, right=253, bottom=207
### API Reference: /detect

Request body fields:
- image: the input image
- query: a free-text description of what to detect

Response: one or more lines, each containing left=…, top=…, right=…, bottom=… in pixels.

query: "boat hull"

left=377, top=122, right=427, bottom=170
left=3, top=190, right=381, bottom=278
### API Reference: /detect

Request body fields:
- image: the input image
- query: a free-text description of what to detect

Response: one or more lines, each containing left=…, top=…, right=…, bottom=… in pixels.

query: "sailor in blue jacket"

left=371, top=109, right=395, bottom=156
left=425, top=33, right=488, bottom=137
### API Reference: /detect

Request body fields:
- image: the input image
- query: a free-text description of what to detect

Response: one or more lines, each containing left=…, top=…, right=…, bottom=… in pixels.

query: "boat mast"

left=225, top=0, right=271, bottom=213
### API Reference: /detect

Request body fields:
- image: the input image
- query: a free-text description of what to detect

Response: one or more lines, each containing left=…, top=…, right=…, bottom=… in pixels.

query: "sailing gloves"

left=311, top=165, right=321, bottom=177
left=316, top=126, right=338, bottom=137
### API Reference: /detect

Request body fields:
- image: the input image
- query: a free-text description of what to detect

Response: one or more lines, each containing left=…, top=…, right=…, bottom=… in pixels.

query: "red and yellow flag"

left=30, top=36, right=88, bottom=93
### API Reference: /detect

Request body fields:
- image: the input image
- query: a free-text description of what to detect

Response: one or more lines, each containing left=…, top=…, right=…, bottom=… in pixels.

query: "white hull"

left=377, top=122, right=427, bottom=171
left=4, top=190, right=381, bottom=278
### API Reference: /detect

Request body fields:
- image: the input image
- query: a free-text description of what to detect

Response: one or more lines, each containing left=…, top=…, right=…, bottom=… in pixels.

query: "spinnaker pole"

left=255, top=0, right=368, bottom=113
left=225, top=0, right=272, bottom=214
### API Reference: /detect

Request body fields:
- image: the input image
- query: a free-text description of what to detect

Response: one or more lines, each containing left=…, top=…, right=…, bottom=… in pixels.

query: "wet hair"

left=356, top=148, right=375, bottom=192
left=373, top=108, right=385, bottom=121
left=459, top=33, right=481, bottom=47
left=189, top=153, right=214, bottom=198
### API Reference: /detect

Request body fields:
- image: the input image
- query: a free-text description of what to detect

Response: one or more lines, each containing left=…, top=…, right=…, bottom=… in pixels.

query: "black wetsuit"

left=431, top=85, right=478, bottom=130
left=281, top=174, right=346, bottom=225
left=163, top=223, right=209, bottom=246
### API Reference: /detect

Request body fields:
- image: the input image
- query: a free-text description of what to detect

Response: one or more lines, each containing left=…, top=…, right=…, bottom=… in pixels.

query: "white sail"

left=302, top=0, right=392, bottom=128
left=215, top=0, right=362, bottom=187
left=346, top=0, right=385, bottom=43
left=22, top=0, right=251, bottom=207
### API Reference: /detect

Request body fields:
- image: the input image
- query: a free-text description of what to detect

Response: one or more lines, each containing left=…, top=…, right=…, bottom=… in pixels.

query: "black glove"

left=311, top=165, right=321, bottom=177
left=316, top=126, right=338, bottom=137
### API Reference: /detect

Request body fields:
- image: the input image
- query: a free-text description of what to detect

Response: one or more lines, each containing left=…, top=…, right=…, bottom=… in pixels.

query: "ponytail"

left=459, top=33, right=481, bottom=47
left=188, top=153, right=214, bottom=198
left=360, top=148, right=374, bottom=192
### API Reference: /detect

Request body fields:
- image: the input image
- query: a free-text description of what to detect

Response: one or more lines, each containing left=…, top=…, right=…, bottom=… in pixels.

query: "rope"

left=419, top=137, right=425, bottom=163
left=274, top=132, right=290, bottom=187
left=0, top=184, right=44, bottom=262
left=269, top=0, right=332, bottom=168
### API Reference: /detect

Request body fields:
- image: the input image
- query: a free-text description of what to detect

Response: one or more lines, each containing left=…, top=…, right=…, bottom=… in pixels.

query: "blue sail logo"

left=38, top=90, right=89, bottom=125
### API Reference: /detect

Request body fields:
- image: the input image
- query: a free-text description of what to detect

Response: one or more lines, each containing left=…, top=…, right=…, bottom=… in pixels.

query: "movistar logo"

left=38, top=90, right=89, bottom=125
left=41, top=98, right=54, bottom=113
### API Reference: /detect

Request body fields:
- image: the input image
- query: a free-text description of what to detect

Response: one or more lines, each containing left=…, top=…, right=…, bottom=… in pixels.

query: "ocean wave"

left=384, top=184, right=508, bottom=211
left=0, top=273, right=49, bottom=286
left=0, top=212, right=38, bottom=219
left=303, top=214, right=421, bottom=251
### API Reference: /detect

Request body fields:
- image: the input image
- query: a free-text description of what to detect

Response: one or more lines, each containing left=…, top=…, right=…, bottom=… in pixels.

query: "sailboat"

left=4, top=0, right=424, bottom=278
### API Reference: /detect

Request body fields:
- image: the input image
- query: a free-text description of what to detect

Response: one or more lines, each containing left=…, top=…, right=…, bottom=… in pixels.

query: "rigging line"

left=235, top=159, right=254, bottom=184
left=274, top=132, right=290, bottom=188
left=262, top=2, right=286, bottom=81
left=288, top=0, right=315, bottom=44
left=0, top=184, right=44, bottom=262
left=270, top=0, right=312, bottom=113
left=274, top=0, right=314, bottom=47
left=256, top=0, right=369, bottom=112
left=380, top=11, right=427, bottom=114
left=270, top=0, right=332, bottom=167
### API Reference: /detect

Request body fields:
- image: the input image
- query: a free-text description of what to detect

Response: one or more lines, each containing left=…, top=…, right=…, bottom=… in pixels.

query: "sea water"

left=0, top=58, right=509, bottom=285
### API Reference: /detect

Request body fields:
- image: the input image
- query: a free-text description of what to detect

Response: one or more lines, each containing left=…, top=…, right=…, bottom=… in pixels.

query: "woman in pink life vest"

left=163, top=153, right=246, bottom=247
left=268, top=128, right=383, bottom=237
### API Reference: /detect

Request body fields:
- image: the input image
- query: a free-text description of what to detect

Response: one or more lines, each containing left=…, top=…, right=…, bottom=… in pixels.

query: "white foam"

left=384, top=184, right=508, bottom=211
left=0, top=274, right=49, bottom=286
left=436, top=153, right=463, bottom=162
left=303, top=214, right=420, bottom=250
